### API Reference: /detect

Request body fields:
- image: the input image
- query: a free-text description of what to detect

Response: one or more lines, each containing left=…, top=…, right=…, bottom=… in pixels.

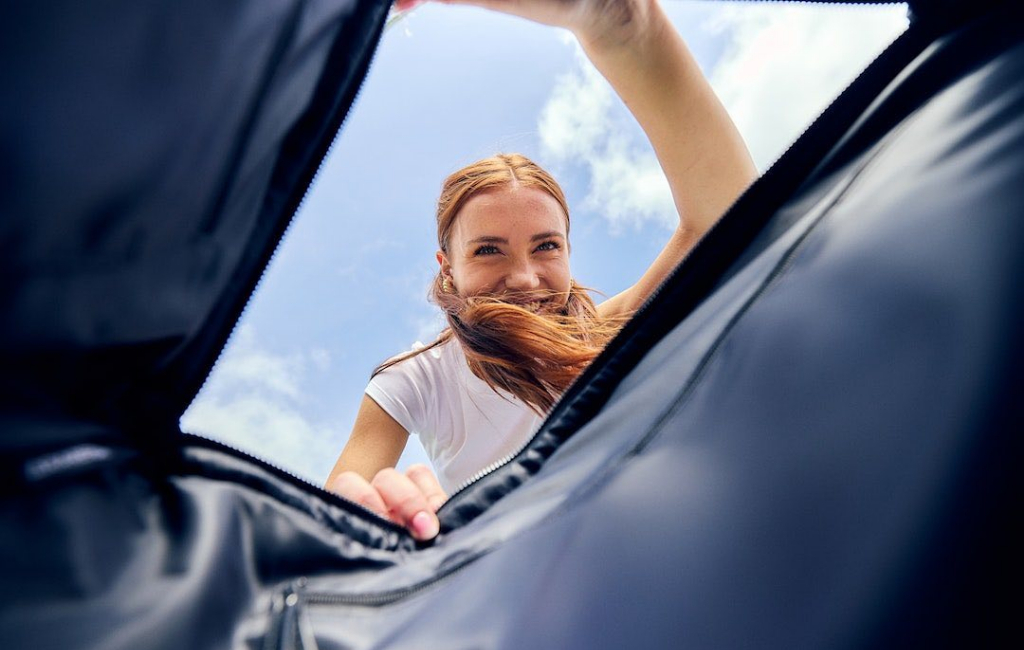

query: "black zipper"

left=264, top=580, right=319, bottom=650
left=264, top=552, right=483, bottom=649
left=268, top=548, right=486, bottom=638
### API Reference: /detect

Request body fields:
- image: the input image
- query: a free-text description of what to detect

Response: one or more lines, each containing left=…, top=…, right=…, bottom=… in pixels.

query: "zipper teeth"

left=180, top=432, right=406, bottom=534
left=440, top=6, right=913, bottom=506
left=182, top=1, right=389, bottom=418
left=450, top=453, right=518, bottom=494
left=184, top=131, right=334, bottom=414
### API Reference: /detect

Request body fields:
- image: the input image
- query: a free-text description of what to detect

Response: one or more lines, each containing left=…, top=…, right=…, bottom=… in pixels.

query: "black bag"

left=2, top=1, right=1020, bottom=647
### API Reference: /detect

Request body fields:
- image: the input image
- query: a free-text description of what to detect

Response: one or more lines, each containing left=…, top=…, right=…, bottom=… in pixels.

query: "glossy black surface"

left=1, top=1, right=1020, bottom=648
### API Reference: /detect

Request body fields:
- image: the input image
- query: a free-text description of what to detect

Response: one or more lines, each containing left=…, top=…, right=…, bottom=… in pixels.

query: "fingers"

left=327, top=471, right=389, bottom=517
left=327, top=467, right=446, bottom=541
left=405, top=463, right=449, bottom=512
left=371, top=468, right=441, bottom=540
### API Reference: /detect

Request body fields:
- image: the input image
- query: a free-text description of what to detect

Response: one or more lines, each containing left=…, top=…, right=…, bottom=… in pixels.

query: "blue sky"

left=181, top=1, right=908, bottom=486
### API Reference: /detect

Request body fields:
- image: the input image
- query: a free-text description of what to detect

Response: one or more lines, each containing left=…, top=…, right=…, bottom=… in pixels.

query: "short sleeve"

left=364, top=349, right=434, bottom=437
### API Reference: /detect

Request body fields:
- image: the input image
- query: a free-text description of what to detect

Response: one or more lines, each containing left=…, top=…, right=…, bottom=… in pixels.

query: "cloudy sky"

left=181, top=1, right=909, bottom=487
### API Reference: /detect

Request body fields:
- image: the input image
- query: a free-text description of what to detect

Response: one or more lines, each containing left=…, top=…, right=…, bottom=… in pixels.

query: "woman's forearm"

left=576, top=1, right=757, bottom=238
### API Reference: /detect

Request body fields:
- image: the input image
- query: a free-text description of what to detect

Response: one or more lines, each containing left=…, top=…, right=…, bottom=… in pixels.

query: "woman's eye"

left=535, top=241, right=560, bottom=252
left=474, top=245, right=499, bottom=256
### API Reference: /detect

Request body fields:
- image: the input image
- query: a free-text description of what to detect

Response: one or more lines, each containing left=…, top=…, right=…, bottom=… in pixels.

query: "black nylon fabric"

left=298, top=5, right=1023, bottom=647
left=2, top=0, right=1022, bottom=649
left=0, top=0, right=389, bottom=453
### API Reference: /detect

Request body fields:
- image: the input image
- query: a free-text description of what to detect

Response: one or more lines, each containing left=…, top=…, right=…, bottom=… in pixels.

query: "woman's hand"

left=327, top=464, right=448, bottom=541
left=393, top=0, right=656, bottom=50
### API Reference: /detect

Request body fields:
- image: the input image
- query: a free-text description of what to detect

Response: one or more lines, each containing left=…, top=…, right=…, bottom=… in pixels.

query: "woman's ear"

left=436, top=250, right=451, bottom=278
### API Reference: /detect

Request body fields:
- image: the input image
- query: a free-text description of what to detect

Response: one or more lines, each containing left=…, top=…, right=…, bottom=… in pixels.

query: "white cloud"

left=182, top=323, right=436, bottom=483
left=180, top=324, right=344, bottom=484
left=538, top=46, right=614, bottom=161
left=538, top=44, right=676, bottom=232
left=707, top=3, right=909, bottom=170
left=536, top=4, right=908, bottom=228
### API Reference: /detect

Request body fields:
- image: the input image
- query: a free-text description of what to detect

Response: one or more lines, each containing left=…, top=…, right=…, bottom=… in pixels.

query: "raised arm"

left=404, top=0, right=757, bottom=318
left=581, top=1, right=757, bottom=317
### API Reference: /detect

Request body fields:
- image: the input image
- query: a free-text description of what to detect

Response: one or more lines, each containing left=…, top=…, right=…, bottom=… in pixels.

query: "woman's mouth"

left=504, top=297, right=548, bottom=313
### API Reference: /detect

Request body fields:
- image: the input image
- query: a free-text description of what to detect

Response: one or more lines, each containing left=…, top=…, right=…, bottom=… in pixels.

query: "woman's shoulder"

left=379, top=337, right=456, bottom=379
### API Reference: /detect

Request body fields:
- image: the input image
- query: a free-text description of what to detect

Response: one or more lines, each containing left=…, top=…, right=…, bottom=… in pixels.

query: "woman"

left=326, top=0, right=757, bottom=540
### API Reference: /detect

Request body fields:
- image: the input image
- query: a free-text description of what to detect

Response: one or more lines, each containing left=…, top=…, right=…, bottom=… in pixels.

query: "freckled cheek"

left=454, top=266, right=503, bottom=296
left=537, top=265, right=571, bottom=304
left=544, top=259, right=571, bottom=286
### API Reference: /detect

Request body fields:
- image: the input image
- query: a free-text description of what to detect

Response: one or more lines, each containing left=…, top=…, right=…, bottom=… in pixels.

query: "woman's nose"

left=504, top=262, right=541, bottom=292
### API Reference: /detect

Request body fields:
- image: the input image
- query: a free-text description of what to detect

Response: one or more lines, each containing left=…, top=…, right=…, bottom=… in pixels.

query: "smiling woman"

left=399, top=154, right=615, bottom=417
left=323, top=0, right=758, bottom=540
left=337, top=156, right=623, bottom=507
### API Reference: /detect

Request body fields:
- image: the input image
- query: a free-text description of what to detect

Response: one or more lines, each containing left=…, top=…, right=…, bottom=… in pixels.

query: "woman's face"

left=437, top=186, right=571, bottom=311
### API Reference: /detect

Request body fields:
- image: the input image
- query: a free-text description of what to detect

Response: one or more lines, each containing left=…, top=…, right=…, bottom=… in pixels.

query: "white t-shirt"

left=365, top=339, right=543, bottom=494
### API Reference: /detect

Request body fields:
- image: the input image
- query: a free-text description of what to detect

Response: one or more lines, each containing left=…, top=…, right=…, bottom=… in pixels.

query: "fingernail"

left=411, top=511, right=439, bottom=540
left=395, top=0, right=423, bottom=12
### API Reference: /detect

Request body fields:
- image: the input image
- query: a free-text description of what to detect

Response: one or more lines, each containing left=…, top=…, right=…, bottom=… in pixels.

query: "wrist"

left=573, top=0, right=662, bottom=56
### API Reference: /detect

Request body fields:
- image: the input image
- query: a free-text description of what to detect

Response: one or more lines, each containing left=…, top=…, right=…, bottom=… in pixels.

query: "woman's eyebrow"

left=466, top=232, right=564, bottom=245
left=530, top=231, right=564, bottom=242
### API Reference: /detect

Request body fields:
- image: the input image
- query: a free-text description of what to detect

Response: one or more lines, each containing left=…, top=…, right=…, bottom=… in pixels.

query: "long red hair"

left=374, top=154, right=623, bottom=413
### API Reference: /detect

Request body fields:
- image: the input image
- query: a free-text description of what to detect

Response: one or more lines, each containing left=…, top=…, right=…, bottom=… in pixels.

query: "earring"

left=442, top=277, right=454, bottom=293
left=569, top=278, right=576, bottom=289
